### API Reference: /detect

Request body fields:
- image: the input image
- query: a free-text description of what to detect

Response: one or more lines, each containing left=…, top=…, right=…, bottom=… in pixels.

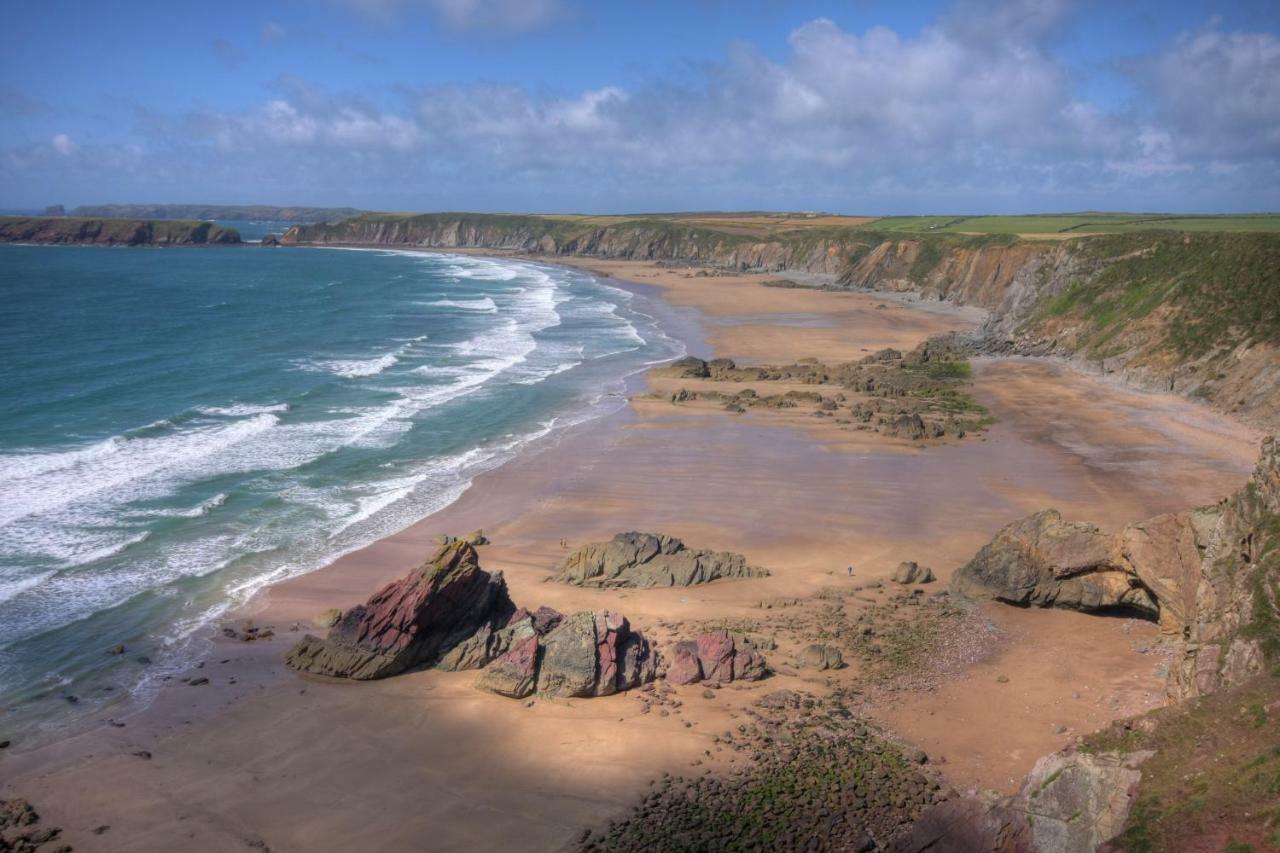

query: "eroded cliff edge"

left=0, top=216, right=242, bottom=246
left=282, top=214, right=1280, bottom=432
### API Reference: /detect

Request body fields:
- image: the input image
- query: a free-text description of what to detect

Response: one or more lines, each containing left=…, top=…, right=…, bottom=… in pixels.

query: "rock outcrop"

left=475, top=610, right=658, bottom=700
left=285, top=540, right=515, bottom=679
left=954, top=437, right=1280, bottom=700
left=552, top=532, right=768, bottom=589
left=663, top=630, right=768, bottom=685
left=800, top=643, right=845, bottom=671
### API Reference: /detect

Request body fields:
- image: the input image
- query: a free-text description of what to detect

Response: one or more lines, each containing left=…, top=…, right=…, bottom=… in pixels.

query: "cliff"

left=70, top=204, right=361, bottom=223
left=284, top=214, right=1280, bottom=432
left=0, top=216, right=241, bottom=246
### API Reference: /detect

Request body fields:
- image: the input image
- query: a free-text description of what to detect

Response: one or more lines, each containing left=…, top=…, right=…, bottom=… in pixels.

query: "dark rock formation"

left=260, top=232, right=281, bottom=246
left=883, top=413, right=927, bottom=440
left=285, top=540, right=515, bottom=679
left=667, top=356, right=710, bottom=378
left=891, top=561, right=936, bottom=584
left=552, top=532, right=768, bottom=589
left=954, top=437, right=1280, bottom=701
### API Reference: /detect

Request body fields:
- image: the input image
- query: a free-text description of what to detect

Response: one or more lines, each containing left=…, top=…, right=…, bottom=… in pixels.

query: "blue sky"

left=2, top=0, right=1278, bottom=213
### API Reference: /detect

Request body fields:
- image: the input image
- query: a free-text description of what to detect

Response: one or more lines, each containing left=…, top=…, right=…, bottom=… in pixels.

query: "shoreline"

left=1, top=254, right=1263, bottom=852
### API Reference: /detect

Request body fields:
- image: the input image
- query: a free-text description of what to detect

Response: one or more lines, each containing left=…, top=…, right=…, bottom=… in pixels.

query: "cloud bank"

left=3, top=4, right=1278, bottom=211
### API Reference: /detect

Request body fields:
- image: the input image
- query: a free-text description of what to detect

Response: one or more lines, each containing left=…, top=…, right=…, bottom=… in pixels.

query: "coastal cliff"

left=70, top=204, right=361, bottom=223
left=284, top=214, right=1280, bottom=432
left=0, top=216, right=242, bottom=246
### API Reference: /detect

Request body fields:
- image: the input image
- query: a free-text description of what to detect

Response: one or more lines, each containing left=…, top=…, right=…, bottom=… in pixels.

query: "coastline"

left=1, top=254, right=1262, bottom=852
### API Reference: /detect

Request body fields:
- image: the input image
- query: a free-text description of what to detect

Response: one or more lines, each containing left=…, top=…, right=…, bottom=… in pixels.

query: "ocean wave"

left=307, top=352, right=401, bottom=378
left=420, top=297, right=498, bottom=313
left=197, top=403, right=290, bottom=417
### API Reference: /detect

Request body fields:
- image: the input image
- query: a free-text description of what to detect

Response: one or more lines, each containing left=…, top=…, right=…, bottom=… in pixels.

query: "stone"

left=1013, top=749, right=1154, bottom=853
left=553, top=532, right=769, bottom=589
left=665, top=641, right=704, bottom=685
left=667, top=356, right=710, bottom=378
left=800, top=644, right=845, bottom=671
left=462, top=529, right=489, bottom=546
left=536, top=611, right=656, bottom=699
left=285, top=540, right=515, bottom=680
left=891, top=561, right=936, bottom=584
left=883, top=413, right=927, bottom=440
left=313, top=608, right=342, bottom=628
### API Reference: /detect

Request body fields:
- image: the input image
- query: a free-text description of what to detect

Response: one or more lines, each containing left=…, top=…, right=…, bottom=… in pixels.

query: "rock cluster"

left=952, top=437, right=1280, bottom=699
left=0, top=798, right=67, bottom=853
left=285, top=540, right=516, bottom=679
left=552, top=532, right=768, bottom=589
left=663, top=630, right=768, bottom=686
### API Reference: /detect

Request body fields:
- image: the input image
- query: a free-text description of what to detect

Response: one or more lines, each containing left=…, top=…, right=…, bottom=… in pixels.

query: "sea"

left=0, top=226, right=682, bottom=740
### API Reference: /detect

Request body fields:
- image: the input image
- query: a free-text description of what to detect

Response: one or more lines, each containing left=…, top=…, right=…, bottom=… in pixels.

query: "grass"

left=853, top=213, right=1280, bottom=236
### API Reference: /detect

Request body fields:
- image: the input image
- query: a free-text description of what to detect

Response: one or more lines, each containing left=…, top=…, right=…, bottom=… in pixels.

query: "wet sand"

left=0, top=260, right=1260, bottom=852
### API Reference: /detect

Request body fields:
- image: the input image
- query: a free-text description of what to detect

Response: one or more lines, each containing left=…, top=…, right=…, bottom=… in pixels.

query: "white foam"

left=197, top=403, right=290, bottom=417
left=308, top=352, right=400, bottom=378
left=421, top=297, right=498, bottom=313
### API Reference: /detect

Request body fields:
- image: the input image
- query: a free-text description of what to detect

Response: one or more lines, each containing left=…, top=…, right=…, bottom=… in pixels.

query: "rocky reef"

left=954, top=437, right=1280, bottom=701
left=0, top=216, right=241, bottom=246
left=656, top=336, right=992, bottom=442
left=552, top=532, right=768, bottom=588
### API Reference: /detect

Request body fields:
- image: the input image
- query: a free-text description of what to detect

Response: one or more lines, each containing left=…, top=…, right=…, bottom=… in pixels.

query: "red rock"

left=696, top=630, right=737, bottom=682
left=476, top=633, right=540, bottom=699
left=285, top=540, right=515, bottom=680
left=666, top=641, right=704, bottom=685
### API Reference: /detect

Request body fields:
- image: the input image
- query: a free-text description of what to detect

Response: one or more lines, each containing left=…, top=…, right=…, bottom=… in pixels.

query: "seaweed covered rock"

left=285, top=539, right=515, bottom=680
left=552, top=532, right=768, bottom=589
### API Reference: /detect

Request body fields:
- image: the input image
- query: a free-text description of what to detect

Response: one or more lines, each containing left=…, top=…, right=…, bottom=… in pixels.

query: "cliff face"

left=283, top=215, right=1280, bottom=432
left=0, top=216, right=241, bottom=246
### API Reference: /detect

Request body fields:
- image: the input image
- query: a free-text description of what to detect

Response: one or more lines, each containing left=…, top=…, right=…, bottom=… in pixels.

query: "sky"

left=2, top=0, right=1278, bottom=214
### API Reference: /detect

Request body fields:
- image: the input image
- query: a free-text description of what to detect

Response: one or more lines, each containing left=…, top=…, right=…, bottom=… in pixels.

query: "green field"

left=855, top=213, right=1280, bottom=235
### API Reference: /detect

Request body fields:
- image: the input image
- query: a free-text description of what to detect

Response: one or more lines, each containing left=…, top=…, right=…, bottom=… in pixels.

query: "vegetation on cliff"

left=0, top=216, right=241, bottom=246
left=68, top=203, right=361, bottom=223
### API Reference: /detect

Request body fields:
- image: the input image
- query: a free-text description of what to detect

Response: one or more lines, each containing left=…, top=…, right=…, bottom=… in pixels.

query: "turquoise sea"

left=0, top=239, right=681, bottom=739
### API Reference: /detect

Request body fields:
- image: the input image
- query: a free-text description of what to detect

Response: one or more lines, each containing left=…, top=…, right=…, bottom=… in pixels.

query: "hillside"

left=0, top=216, right=242, bottom=246
left=282, top=212, right=1280, bottom=432
left=69, top=204, right=361, bottom=223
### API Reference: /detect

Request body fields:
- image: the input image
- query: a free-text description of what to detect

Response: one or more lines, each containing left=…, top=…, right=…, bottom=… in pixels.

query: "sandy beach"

left=1, top=258, right=1260, bottom=852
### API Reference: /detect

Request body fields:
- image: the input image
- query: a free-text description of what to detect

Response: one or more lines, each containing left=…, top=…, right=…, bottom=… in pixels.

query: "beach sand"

left=1, top=259, right=1260, bottom=852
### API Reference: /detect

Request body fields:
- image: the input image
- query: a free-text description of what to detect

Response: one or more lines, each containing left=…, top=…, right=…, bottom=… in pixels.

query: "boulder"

left=892, top=561, right=936, bottom=584
left=883, top=413, right=927, bottom=440
left=313, top=607, right=342, bottom=628
left=536, top=611, right=657, bottom=699
left=1013, top=749, right=1154, bottom=853
left=951, top=510, right=1156, bottom=617
left=800, top=643, right=845, bottom=671
left=553, top=532, right=769, bottom=589
left=665, top=640, right=704, bottom=685
left=285, top=540, right=515, bottom=680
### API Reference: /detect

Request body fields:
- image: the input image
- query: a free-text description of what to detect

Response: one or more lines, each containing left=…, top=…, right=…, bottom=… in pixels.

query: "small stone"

left=188, top=677, right=210, bottom=686
left=996, top=674, right=1009, bottom=683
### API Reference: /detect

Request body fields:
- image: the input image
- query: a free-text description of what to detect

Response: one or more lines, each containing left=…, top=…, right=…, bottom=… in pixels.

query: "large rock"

left=665, top=640, right=704, bottom=685
left=475, top=633, right=540, bottom=699
left=553, top=532, right=769, bottom=589
left=1014, top=749, right=1154, bottom=853
left=891, top=561, right=936, bottom=584
left=686, top=630, right=767, bottom=684
left=951, top=509, right=1157, bottom=616
left=952, top=437, right=1280, bottom=701
left=535, top=611, right=657, bottom=699
left=285, top=540, right=515, bottom=680
left=800, top=643, right=845, bottom=671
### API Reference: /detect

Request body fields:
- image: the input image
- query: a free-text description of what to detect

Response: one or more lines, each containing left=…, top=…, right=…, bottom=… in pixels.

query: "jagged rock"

left=665, top=640, right=704, bottom=685
left=692, top=630, right=767, bottom=683
left=552, top=532, right=769, bottom=589
left=314, top=607, right=342, bottom=628
left=475, top=633, right=540, bottom=699
left=892, top=561, right=936, bottom=584
left=285, top=540, right=515, bottom=680
left=536, top=611, right=656, bottom=698
left=953, top=437, right=1280, bottom=701
left=260, top=232, right=281, bottom=246
left=462, top=529, right=489, bottom=546
left=800, top=643, right=845, bottom=670
left=437, top=612, right=536, bottom=672
left=1014, top=749, right=1154, bottom=853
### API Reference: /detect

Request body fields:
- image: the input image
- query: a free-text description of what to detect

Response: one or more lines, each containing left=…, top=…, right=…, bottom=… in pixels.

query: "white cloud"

left=50, top=134, right=77, bottom=156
